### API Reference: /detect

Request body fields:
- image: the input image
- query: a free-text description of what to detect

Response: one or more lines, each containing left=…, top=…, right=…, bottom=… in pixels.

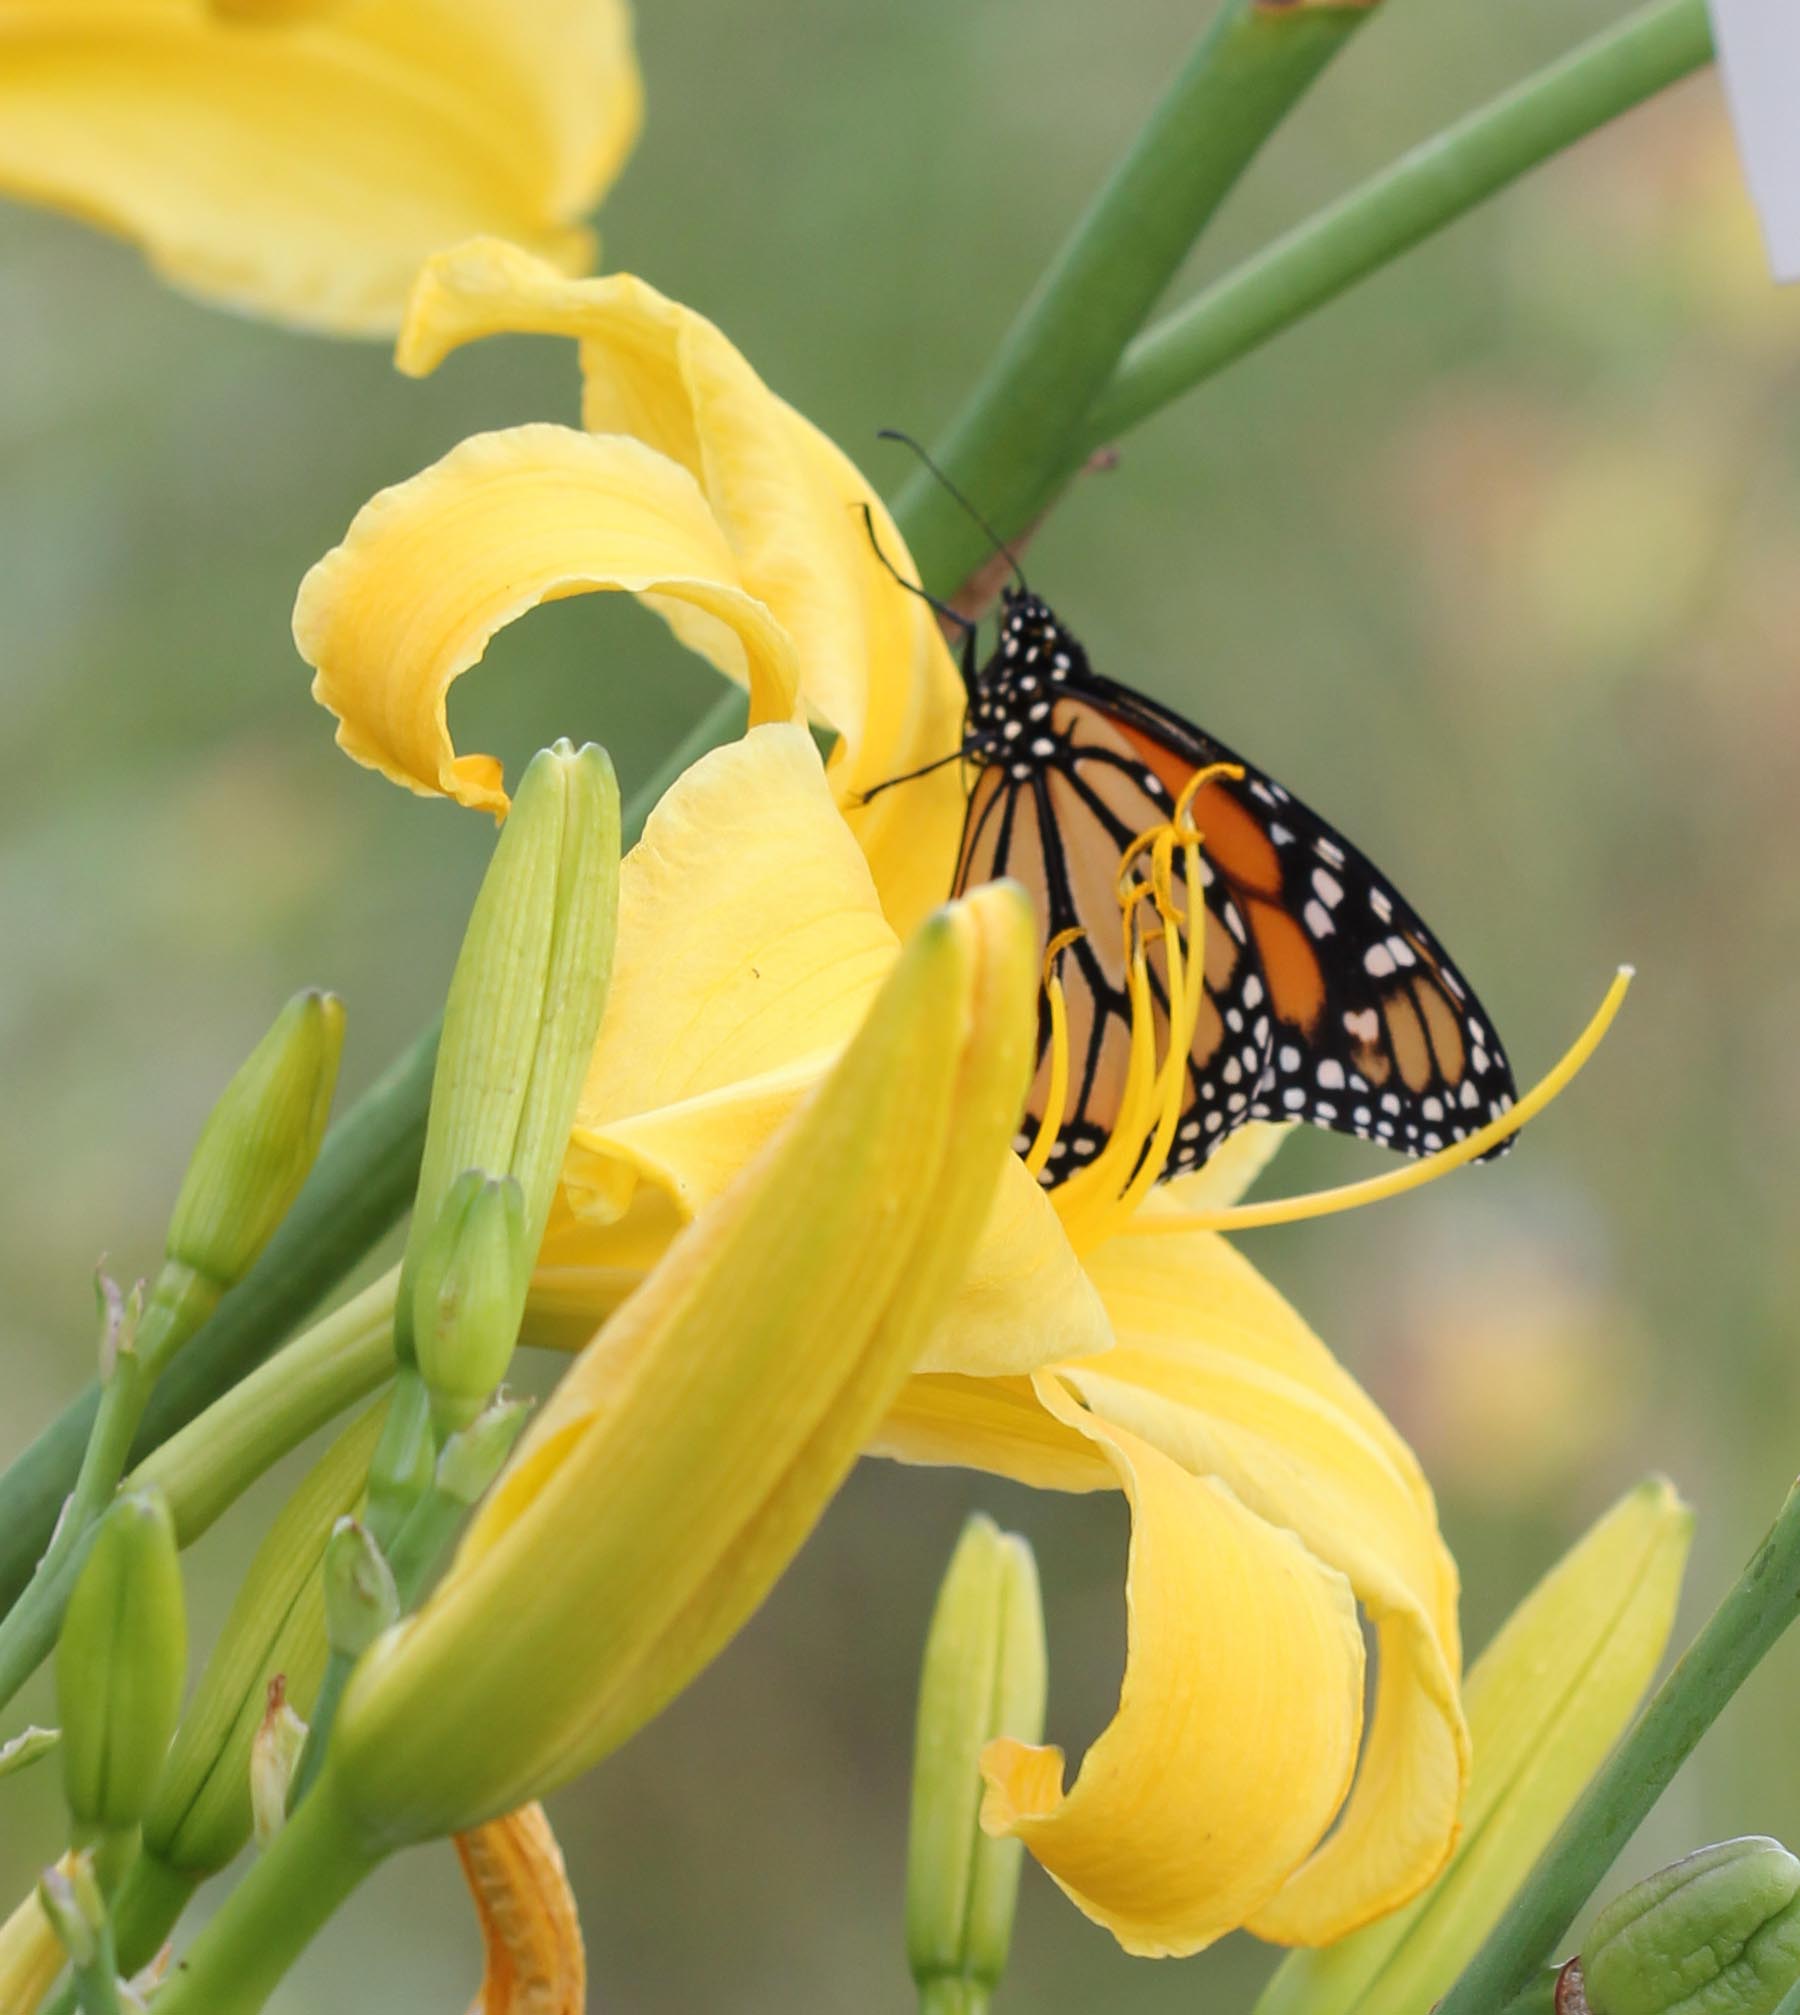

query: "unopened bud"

left=907, top=1515, right=1046, bottom=2014
left=165, top=989, right=344, bottom=1296
left=411, top=1172, right=530, bottom=1435
left=57, top=1491, right=186, bottom=1841
left=36, top=1853, right=104, bottom=1971
left=250, top=1677, right=309, bottom=1849
left=435, top=1395, right=532, bottom=1507
left=321, top=1519, right=398, bottom=1662
left=1582, top=1837, right=1800, bottom=2015
left=396, top=741, right=619, bottom=1364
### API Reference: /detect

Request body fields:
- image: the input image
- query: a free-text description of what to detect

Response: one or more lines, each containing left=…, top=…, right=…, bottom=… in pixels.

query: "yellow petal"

left=980, top=1377, right=1364, bottom=1958
left=398, top=240, right=969, bottom=933
left=1067, top=1222, right=1467, bottom=1943
left=334, top=884, right=1040, bottom=1839
left=294, top=427, right=800, bottom=814
left=0, top=1870, right=67, bottom=2015
left=559, top=727, right=1108, bottom=1377
left=1255, top=1479, right=1691, bottom=2015
left=0, top=4, right=638, bottom=334
left=455, top=1804, right=585, bottom=2015
left=869, top=1373, right=1111, bottom=1494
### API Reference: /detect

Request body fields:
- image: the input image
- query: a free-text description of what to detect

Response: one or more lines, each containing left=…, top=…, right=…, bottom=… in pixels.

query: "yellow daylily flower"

left=0, top=6, right=640, bottom=334
left=294, top=246, right=1629, bottom=1955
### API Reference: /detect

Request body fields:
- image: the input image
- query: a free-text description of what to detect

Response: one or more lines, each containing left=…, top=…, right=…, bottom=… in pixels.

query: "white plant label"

left=1708, top=0, right=1800, bottom=280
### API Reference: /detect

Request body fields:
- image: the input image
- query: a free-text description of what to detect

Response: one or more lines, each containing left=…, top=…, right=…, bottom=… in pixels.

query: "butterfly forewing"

left=948, top=590, right=1517, bottom=1184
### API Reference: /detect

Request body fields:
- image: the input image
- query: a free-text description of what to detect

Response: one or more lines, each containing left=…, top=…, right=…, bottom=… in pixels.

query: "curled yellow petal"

left=455, top=1804, right=584, bottom=2015
left=333, top=882, right=1040, bottom=1839
left=1073, top=1222, right=1466, bottom=1943
left=398, top=239, right=969, bottom=933
left=0, top=5, right=639, bottom=334
left=294, top=426, right=800, bottom=814
left=979, top=1378, right=1365, bottom=1958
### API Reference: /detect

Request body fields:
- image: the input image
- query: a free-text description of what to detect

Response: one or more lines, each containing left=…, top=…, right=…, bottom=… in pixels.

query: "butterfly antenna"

left=855, top=503, right=975, bottom=635
left=876, top=429, right=1028, bottom=590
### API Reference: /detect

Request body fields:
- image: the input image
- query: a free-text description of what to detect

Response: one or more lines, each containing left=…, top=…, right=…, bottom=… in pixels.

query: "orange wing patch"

left=1247, top=899, right=1325, bottom=1034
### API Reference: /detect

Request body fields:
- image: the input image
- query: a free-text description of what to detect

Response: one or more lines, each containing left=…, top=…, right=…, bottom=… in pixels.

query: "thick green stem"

left=1439, top=1482, right=1800, bottom=2015
left=892, top=0, right=1375, bottom=592
left=1085, top=0, right=1714, bottom=446
left=145, top=1775, right=382, bottom=2015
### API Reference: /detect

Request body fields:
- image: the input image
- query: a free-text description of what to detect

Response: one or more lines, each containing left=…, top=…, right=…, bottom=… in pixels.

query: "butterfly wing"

left=1071, top=673, right=1519, bottom=1159
left=952, top=673, right=1516, bottom=1178
left=953, top=724, right=1276, bottom=1183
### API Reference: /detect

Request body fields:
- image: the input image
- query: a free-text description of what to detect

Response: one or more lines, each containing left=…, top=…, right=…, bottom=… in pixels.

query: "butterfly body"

left=948, top=587, right=1517, bottom=1186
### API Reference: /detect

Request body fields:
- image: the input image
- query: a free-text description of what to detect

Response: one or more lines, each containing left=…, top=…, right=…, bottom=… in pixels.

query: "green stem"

left=892, top=0, right=1376, bottom=592
left=0, top=1277, right=399, bottom=1722
left=288, top=1652, right=354, bottom=1813
left=0, top=699, right=746, bottom=1630
left=1439, top=1482, right=1800, bottom=2015
left=133, top=1271, right=398, bottom=1546
left=67, top=1923, right=124, bottom=2015
left=145, top=1775, right=382, bottom=2015
left=1084, top=0, right=1714, bottom=446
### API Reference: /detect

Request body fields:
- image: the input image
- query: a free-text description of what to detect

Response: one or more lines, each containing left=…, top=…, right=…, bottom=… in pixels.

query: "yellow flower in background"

left=0, top=6, right=640, bottom=334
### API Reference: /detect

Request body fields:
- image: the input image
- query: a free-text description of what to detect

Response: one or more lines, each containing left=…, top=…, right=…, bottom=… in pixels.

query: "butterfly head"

left=977, top=589, right=1091, bottom=696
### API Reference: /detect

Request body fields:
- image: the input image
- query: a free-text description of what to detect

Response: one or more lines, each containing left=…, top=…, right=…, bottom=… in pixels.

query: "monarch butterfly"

left=865, top=467, right=1517, bottom=1191
left=938, top=583, right=1518, bottom=1187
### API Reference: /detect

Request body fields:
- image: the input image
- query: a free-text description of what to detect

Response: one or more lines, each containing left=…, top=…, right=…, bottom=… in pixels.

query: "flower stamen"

left=1024, top=929, right=1085, bottom=1181
left=1139, top=966, right=1634, bottom=1235
left=1048, top=765, right=1240, bottom=1250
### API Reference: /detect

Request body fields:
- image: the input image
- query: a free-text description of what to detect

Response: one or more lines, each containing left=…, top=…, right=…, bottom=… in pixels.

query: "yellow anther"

left=1137, top=967, right=1634, bottom=1236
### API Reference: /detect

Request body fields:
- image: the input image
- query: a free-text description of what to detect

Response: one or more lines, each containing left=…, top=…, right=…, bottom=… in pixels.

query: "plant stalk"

left=893, top=0, right=1377, bottom=594
left=1084, top=0, right=1714, bottom=446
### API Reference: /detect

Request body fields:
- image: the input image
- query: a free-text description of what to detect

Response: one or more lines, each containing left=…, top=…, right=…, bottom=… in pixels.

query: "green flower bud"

left=141, top=1404, right=382, bottom=1882
left=395, top=740, right=619, bottom=1368
left=165, top=989, right=345, bottom=1301
left=56, top=1491, right=186, bottom=1843
left=321, top=1519, right=397, bottom=1663
left=36, top=1853, right=104, bottom=1972
left=411, top=1172, right=530, bottom=1436
left=1583, top=1838, right=1800, bottom=2015
left=434, top=1394, right=532, bottom=1508
left=907, top=1514, right=1047, bottom=2015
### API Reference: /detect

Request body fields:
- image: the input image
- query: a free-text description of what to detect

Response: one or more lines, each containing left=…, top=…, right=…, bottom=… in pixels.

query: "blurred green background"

left=5, top=1, right=1800, bottom=2008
